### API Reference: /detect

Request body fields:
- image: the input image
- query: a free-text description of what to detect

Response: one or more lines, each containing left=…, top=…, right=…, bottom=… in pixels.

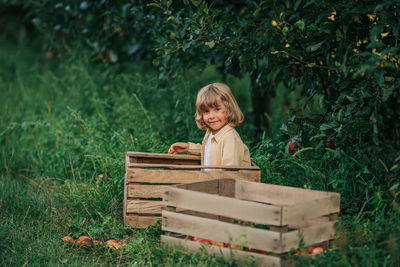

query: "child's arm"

left=168, top=142, right=201, bottom=155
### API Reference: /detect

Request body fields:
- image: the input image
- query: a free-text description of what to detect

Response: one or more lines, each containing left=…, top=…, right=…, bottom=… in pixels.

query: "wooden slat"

left=125, top=215, right=160, bottom=228
left=288, top=216, right=331, bottom=229
left=218, top=179, right=236, bottom=197
left=282, top=220, right=337, bottom=252
left=128, top=184, right=167, bottom=198
left=127, top=151, right=200, bottom=160
left=161, top=235, right=282, bottom=267
left=127, top=163, right=260, bottom=170
left=282, top=195, right=340, bottom=225
left=163, top=187, right=282, bottom=225
left=236, top=180, right=339, bottom=206
left=123, top=155, right=129, bottom=225
left=127, top=169, right=260, bottom=183
left=176, top=179, right=219, bottom=194
left=126, top=200, right=163, bottom=214
left=135, top=158, right=200, bottom=165
left=162, top=211, right=284, bottom=253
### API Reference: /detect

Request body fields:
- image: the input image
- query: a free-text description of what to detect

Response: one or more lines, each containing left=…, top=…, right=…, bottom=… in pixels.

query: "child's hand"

left=168, top=142, right=189, bottom=154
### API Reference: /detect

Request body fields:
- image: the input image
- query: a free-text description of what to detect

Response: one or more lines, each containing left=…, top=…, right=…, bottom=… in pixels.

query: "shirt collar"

left=207, top=124, right=233, bottom=143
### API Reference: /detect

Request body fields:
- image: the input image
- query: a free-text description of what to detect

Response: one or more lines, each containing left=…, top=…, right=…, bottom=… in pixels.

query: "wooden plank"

left=135, top=158, right=200, bottom=165
left=163, top=187, right=282, bottom=225
left=126, top=200, right=163, bottom=214
left=162, top=211, right=284, bottom=253
left=282, top=195, right=340, bottom=225
left=288, top=216, right=330, bottom=229
left=218, top=179, right=236, bottom=197
left=125, top=215, right=160, bottom=228
left=282, top=220, right=337, bottom=252
left=127, top=151, right=201, bottom=161
left=236, top=180, right=339, bottom=206
left=127, top=163, right=260, bottom=171
left=123, top=155, right=129, bottom=225
left=161, top=235, right=282, bottom=267
left=128, top=184, right=167, bottom=198
left=176, top=179, right=220, bottom=194
left=127, top=169, right=260, bottom=183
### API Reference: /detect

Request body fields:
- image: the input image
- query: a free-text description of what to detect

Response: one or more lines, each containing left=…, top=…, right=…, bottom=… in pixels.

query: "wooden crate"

left=124, top=152, right=261, bottom=228
left=161, top=179, right=340, bottom=266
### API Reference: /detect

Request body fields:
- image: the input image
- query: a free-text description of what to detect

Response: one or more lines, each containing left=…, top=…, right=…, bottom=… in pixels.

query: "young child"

left=168, top=82, right=251, bottom=167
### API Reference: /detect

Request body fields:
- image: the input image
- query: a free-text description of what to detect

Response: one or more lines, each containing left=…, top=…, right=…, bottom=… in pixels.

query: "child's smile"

left=202, top=99, right=228, bottom=134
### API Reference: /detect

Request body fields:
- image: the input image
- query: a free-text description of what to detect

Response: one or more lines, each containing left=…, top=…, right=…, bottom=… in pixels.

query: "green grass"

left=1, top=21, right=400, bottom=267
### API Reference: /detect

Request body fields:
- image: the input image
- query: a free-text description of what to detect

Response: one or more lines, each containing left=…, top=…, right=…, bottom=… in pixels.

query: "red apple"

left=76, top=236, right=92, bottom=249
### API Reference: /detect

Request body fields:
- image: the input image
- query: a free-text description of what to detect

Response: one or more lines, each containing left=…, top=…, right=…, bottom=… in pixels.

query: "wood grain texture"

left=282, top=220, right=337, bottom=252
left=162, top=210, right=284, bottom=253
left=127, top=169, right=260, bottom=183
left=126, top=151, right=201, bottom=160
left=128, top=184, right=167, bottom=198
left=163, top=187, right=282, bottom=225
left=126, top=200, right=163, bottom=213
left=125, top=215, right=160, bottom=228
left=236, top=179, right=339, bottom=206
left=161, top=235, right=282, bottom=267
left=127, top=163, right=260, bottom=170
left=282, top=195, right=340, bottom=225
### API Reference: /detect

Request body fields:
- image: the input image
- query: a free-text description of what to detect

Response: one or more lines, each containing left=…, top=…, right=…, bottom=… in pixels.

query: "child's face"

left=202, top=98, right=228, bottom=134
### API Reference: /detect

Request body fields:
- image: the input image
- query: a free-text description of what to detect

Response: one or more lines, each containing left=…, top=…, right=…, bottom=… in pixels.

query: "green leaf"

left=167, top=0, right=173, bottom=8
left=191, top=0, right=201, bottom=7
left=167, top=16, right=175, bottom=21
left=320, top=122, right=339, bottom=131
left=294, top=20, right=305, bottom=30
left=205, top=40, right=215, bottom=48
left=203, top=3, right=209, bottom=14
left=147, top=3, right=161, bottom=8
left=294, top=0, right=302, bottom=11
left=253, top=8, right=261, bottom=17
left=306, top=40, right=325, bottom=53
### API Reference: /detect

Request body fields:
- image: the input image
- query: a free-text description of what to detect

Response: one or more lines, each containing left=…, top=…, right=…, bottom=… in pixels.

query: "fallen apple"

left=76, top=236, right=92, bottom=249
left=62, top=236, right=74, bottom=242
left=77, top=236, right=92, bottom=242
left=310, top=246, right=324, bottom=254
left=105, top=239, right=121, bottom=249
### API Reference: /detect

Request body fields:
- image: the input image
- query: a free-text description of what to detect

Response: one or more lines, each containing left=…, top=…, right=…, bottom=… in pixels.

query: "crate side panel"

left=128, top=184, right=166, bottom=198
left=282, top=195, right=340, bottom=225
left=236, top=180, right=337, bottom=206
left=127, top=151, right=200, bottom=160
left=127, top=169, right=259, bottom=183
left=125, top=215, right=160, bottom=228
left=218, top=179, right=236, bottom=197
left=164, top=187, right=282, bottom=225
left=162, top=210, right=283, bottom=253
left=126, top=200, right=163, bottom=214
left=175, top=179, right=220, bottom=194
left=282, top=220, right=337, bottom=252
left=135, top=157, right=201, bottom=165
left=161, top=235, right=282, bottom=267
left=127, top=163, right=260, bottom=170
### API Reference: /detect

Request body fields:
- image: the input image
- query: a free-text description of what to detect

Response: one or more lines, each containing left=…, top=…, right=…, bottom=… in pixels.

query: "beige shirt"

left=188, top=125, right=251, bottom=166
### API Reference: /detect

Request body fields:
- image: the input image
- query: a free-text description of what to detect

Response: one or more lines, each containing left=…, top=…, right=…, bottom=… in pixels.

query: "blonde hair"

left=195, top=82, right=244, bottom=130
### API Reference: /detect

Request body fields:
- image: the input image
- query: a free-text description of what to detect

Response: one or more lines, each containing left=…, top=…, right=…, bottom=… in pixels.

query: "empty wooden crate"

left=124, top=152, right=261, bottom=228
left=161, top=179, right=340, bottom=266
